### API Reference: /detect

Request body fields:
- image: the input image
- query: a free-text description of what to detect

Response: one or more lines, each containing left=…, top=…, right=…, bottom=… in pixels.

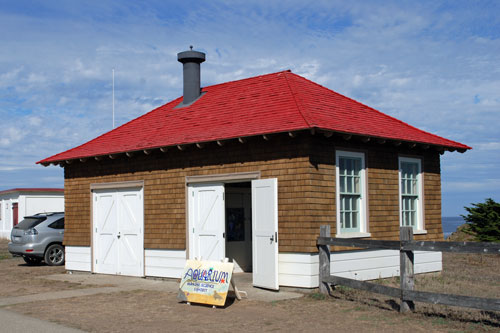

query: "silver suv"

left=8, top=212, right=65, bottom=266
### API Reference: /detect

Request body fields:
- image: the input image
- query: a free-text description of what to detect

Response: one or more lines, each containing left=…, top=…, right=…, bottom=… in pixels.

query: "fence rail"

left=316, top=237, right=500, bottom=254
left=317, top=225, right=500, bottom=313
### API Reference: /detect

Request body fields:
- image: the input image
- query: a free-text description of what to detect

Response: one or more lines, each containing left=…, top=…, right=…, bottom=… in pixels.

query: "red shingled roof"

left=38, top=70, right=470, bottom=164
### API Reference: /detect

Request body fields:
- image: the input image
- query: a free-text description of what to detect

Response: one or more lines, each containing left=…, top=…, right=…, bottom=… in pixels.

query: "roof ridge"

left=289, top=73, right=471, bottom=149
left=202, top=69, right=292, bottom=91
left=283, top=71, right=312, bottom=128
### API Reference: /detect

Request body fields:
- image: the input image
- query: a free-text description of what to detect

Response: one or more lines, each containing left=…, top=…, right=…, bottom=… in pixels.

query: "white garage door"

left=93, top=187, right=144, bottom=277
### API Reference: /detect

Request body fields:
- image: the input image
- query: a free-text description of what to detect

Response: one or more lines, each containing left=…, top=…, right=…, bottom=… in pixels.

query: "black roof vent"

left=177, top=46, right=206, bottom=106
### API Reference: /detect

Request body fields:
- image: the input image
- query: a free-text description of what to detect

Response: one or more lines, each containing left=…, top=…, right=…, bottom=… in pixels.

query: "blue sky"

left=0, top=1, right=499, bottom=216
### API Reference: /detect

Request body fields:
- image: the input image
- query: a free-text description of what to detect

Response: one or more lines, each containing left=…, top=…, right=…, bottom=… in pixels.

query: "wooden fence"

left=317, top=225, right=500, bottom=313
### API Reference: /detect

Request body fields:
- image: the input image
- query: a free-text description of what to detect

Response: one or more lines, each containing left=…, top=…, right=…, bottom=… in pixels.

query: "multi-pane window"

left=336, top=151, right=366, bottom=235
left=399, top=157, right=422, bottom=229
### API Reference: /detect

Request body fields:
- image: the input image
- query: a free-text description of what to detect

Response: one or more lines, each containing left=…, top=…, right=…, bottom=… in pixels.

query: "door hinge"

left=192, top=191, right=194, bottom=197
left=223, top=192, right=225, bottom=200
left=223, top=232, right=225, bottom=239
left=95, top=259, right=98, bottom=264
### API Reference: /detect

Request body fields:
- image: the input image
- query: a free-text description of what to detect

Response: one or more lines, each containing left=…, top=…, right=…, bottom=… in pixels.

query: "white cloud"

left=472, top=142, right=500, bottom=151
left=0, top=1, right=498, bottom=213
left=27, top=116, right=42, bottom=126
left=0, top=67, right=24, bottom=88
left=443, top=179, right=500, bottom=193
left=0, top=127, right=24, bottom=147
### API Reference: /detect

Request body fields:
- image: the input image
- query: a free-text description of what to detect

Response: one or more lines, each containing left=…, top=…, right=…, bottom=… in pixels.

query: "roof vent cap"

left=177, top=47, right=206, bottom=106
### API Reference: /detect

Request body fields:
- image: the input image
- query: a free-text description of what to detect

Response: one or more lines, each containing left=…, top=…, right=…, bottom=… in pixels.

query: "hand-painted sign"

left=178, top=259, right=234, bottom=306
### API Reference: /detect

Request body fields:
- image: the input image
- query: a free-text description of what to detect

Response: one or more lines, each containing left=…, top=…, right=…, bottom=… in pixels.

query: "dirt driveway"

left=0, top=240, right=95, bottom=298
left=0, top=240, right=498, bottom=332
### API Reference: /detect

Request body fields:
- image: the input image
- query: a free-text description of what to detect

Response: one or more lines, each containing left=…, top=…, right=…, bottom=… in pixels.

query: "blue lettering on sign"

left=184, top=268, right=193, bottom=280
left=183, top=266, right=230, bottom=284
left=200, top=283, right=214, bottom=288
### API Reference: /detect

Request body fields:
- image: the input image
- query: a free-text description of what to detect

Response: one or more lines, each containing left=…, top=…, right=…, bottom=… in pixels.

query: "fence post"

left=319, top=225, right=331, bottom=295
left=400, top=226, right=415, bottom=312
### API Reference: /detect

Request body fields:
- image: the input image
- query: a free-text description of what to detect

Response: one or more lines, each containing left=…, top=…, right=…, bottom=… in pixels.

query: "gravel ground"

left=0, top=239, right=498, bottom=332
left=0, top=240, right=96, bottom=298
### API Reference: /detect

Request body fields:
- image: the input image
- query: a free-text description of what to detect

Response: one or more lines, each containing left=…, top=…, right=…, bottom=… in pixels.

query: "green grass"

left=335, top=285, right=353, bottom=292
left=432, top=317, right=449, bottom=326
left=341, top=306, right=364, bottom=313
left=309, top=292, right=326, bottom=300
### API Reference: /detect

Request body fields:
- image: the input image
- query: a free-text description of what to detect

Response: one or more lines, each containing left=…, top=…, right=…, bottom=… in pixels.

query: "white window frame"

left=398, top=156, right=426, bottom=234
left=335, top=150, right=370, bottom=238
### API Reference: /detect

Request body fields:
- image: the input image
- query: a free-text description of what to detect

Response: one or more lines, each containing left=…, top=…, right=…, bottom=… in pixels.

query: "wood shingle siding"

left=63, top=133, right=443, bottom=252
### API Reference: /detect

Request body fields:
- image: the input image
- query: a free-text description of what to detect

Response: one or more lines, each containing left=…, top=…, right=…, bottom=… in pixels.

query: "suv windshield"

left=15, top=217, right=47, bottom=230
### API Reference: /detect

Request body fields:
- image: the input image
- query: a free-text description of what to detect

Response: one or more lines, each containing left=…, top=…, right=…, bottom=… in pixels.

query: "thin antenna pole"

left=112, top=69, right=115, bottom=129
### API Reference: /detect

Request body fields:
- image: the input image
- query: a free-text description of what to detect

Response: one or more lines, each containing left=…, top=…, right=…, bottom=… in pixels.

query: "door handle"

left=270, top=232, right=278, bottom=243
left=117, top=232, right=121, bottom=239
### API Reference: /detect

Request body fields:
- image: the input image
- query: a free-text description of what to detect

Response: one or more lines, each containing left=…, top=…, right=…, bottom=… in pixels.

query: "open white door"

left=252, top=178, right=279, bottom=290
left=188, top=184, right=225, bottom=261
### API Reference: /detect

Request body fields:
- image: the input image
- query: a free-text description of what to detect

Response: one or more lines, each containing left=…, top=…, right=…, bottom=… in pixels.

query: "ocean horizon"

left=442, top=216, right=466, bottom=239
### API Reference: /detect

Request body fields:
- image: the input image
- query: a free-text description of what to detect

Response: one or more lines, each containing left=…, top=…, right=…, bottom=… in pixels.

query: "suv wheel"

left=23, top=256, right=42, bottom=265
left=44, top=244, right=65, bottom=266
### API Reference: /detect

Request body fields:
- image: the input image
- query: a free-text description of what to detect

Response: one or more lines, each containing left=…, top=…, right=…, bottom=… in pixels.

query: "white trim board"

left=331, top=249, right=442, bottom=281
left=279, top=253, right=319, bottom=288
left=185, top=171, right=260, bottom=184
left=65, top=246, right=91, bottom=272
left=278, top=250, right=442, bottom=288
left=145, top=249, right=187, bottom=279
left=65, top=247, right=442, bottom=289
left=65, top=247, right=187, bottom=279
left=90, top=181, right=144, bottom=190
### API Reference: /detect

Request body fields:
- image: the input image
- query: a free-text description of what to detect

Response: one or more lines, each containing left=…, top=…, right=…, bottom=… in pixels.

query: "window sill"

left=413, top=229, right=427, bottom=235
left=335, top=232, right=372, bottom=239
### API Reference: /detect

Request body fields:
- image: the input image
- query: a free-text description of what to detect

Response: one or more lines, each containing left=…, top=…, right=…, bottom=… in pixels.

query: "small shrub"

left=461, top=198, right=500, bottom=242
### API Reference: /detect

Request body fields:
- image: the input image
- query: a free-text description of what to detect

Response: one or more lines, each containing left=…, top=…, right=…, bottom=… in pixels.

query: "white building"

left=0, top=188, right=64, bottom=239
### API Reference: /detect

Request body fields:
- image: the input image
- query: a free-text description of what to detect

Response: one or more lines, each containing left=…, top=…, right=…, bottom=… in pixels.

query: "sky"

left=0, top=0, right=499, bottom=216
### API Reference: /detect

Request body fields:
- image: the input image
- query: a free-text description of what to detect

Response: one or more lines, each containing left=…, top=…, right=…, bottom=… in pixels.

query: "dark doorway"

left=225, top=182, right=252, bottom=272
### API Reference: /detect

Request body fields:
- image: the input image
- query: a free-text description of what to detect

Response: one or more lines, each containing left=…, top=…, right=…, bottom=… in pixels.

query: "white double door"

left=188, top=179, right=279, bottom=290
left=93, top=187, right=144, bottom=277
